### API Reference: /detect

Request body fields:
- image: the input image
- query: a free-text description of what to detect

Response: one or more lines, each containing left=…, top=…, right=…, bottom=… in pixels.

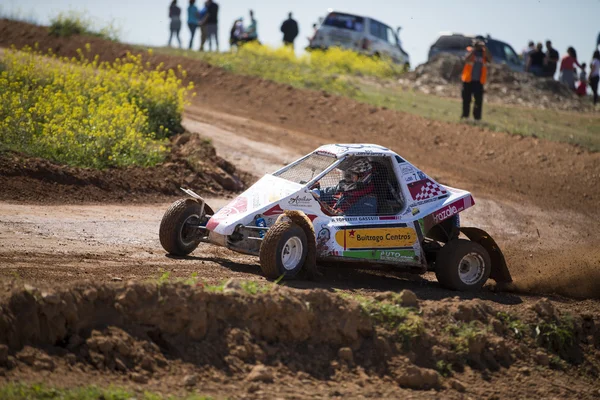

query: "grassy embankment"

left=0, top=383, right=210, bottom=400
left=0, top=47, right=191, bottom=168
left=157, top=43, right=600, bottom=151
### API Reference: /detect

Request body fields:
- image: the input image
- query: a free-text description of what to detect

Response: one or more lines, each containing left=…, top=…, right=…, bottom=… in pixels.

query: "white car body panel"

left=204, top=143, right=474, bottom=267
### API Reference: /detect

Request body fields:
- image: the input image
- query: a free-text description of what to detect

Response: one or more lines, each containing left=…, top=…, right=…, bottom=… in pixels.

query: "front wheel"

left=259, top=220, right=308, bottom=279
left=435, top=239, right=491, bottom=291
left=159, top=199, right=213, bottom=256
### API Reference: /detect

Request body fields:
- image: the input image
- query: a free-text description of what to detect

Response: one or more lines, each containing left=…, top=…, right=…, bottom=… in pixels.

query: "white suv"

left=308, top=11, right=410, bottom=68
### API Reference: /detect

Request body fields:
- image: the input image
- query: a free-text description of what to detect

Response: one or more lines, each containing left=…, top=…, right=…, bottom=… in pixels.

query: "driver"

left=312, top=157, right=378, bottom=216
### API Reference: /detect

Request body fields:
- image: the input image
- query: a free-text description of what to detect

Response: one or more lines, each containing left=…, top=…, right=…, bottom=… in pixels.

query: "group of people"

left=523, top=41, right=600, bottom=104
left=462, top=39, right=600, bottom=122
left=168, top=1, right=300, bottom=51
left=168, top=0, right=219, bottom=51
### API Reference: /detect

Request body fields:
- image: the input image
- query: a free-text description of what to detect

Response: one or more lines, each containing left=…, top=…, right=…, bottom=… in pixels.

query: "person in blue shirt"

left=245, top=9, right=258, bottom=41
left=187, top=0, right=199, bottom=49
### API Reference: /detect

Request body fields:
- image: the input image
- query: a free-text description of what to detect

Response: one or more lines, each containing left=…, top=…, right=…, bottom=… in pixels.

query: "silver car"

left=308, top=10, right=410, bottom=68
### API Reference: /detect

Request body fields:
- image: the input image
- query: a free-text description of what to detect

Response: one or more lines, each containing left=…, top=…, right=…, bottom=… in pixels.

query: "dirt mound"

left=0, top=132, right=253, bottom=204
left=399, top=54, right=591, bottom=111
left=0, top=281, right=598, bottom=397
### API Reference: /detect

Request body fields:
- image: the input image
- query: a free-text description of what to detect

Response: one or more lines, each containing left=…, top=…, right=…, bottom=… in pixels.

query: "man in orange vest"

left=461, top=40, right=493, bottom=120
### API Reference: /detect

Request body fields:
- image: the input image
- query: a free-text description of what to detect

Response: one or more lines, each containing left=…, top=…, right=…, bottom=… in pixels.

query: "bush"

left=0, top=46, right=192, bottom=169
left=49, top=11, right=120, bottom=41
left=169, top=42, right=405, bottom=98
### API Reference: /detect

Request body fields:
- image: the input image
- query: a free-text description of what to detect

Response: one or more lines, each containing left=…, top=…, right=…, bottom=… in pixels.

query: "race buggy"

left=159, top=144, right=512, bottom=291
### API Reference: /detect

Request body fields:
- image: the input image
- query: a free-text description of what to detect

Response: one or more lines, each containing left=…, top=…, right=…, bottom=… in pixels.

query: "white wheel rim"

left=458, top=252, right=485, bottom=285
left=281, top=236, right=303, bottom=271
left=179, top=214, right=200, bottom=246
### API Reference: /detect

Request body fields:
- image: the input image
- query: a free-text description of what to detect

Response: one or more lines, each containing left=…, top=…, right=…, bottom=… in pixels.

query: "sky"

left=2, top=0, right=600, bottom=68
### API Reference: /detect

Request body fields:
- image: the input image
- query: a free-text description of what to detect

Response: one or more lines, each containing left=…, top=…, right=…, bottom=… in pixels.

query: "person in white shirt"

left=522, top=41, right=535, bottom=71
left=589, top=50, right=600, bottom=105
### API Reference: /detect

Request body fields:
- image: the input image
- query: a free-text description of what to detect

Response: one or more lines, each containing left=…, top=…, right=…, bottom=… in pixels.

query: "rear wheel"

left=159, top=199, right=213, bottom=256
left=259, top=220, right=308, bottom=279
left=435, top=239, right=491, bottom=291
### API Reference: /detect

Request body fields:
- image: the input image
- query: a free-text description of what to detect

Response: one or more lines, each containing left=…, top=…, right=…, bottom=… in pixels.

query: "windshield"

left=323, top=12, right=365, bottom=32
left=273, top=153, right=338, bottom=185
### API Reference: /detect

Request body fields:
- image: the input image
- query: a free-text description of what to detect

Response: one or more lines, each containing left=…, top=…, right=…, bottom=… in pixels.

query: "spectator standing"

left=229, top=18, right=243, bottom=48
left=168, top=0, right=182, bottom=48
left=245, top=10, right=258, bottom=41
left=522, top=41, right=535, bottom=71
left=526, top=42, right=545, bottom=77
left=559, top=47, right=582, bottom=90
left=461, top=40, right=492, bottom=121
left=280, top=12, right=299, bottom=48
left=576, top=64, right=587, bottom=96
left=197, top=2, right=208, bottom=50
left=200, top=0, right=219, bottom=51
left=544, top=40, right=559, bottom=78
left=187, top=0, right=199, bottom=49
left=589, top=50, right=600, bottom=105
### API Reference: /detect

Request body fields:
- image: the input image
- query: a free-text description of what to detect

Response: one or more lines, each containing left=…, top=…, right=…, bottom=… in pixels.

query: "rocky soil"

left=1, top=281, right=599, bottom=399
left=398, top=54, right=592, bottom=111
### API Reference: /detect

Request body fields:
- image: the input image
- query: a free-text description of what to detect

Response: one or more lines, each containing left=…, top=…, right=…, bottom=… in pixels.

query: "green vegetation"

left=435, top=360, right=453, bottom=377
left=49, top=11, right=120, bottom=41
left=239, top=280, right=270, bottom=295
left=445, top=321, right=489, bottom=356
left=342, top=293, right=423, bottom=346
left=154, top=44, right=600, bottom=151
left=497, top=311, right=528, bottom=339
left=0, top=47, right=191, bottom=168
left=535, top=316, right=576, bottom=354
left=0, top=383, right=211, bottom=400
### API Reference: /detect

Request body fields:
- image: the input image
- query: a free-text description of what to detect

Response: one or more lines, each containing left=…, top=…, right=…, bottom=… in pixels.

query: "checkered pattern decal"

left=408, top=179, right=447, bottom=201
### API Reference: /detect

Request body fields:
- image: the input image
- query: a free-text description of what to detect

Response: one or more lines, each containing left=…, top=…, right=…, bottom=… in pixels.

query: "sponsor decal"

left=331, top=216, right=383, bottom=223
left=431, top=196, right=474, bottom=224
left=417, top=171, right=427, bottom=180
left=408, top=179, right=448, bottom=201
left=404, top=174, right=416, bottom=183
left=288, top=195, right=313, bottom=206
left=411, top=207, right=420, bottom=216
left=207, top=196, right=249, bottom=230
left=212, top=196, right=248, bottom=220
left=379, top=250, right=417, bottom=262
left=401, top=166, right=414, bottom=176
left=340, top=249, right=416, bottom=262
left=264, top=204, right=284, bottom=216
left=316, top=227, right=331, bottom=255
left=335, top=226, right=416, bottom=250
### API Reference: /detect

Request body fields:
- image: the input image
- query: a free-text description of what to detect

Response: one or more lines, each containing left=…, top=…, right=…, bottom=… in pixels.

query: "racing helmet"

left=341, top=157, right=372, bottom=191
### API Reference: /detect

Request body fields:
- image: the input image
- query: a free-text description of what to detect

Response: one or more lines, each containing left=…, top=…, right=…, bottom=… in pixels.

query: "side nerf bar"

left=460, top=227, right=513, bottom=283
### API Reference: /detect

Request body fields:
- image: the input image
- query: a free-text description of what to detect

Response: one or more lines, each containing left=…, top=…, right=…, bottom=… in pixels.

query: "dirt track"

left=1, top=110, right=599, bottom=302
